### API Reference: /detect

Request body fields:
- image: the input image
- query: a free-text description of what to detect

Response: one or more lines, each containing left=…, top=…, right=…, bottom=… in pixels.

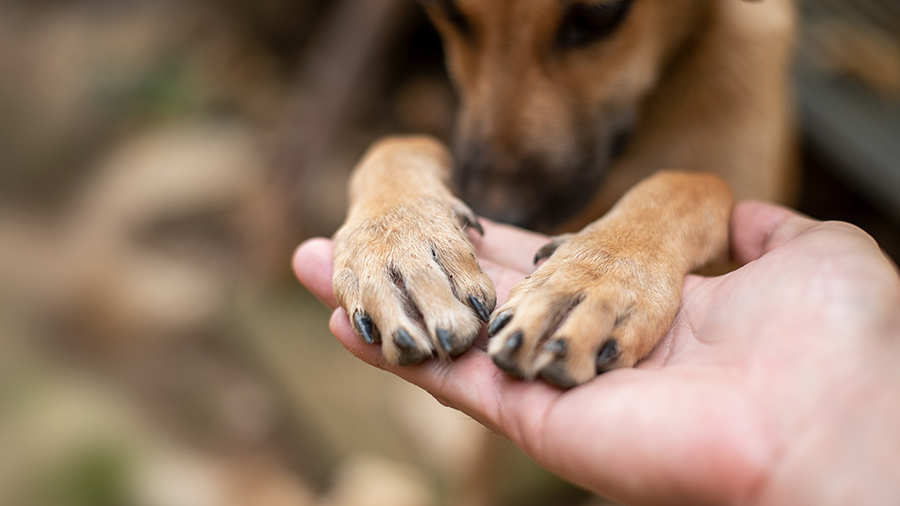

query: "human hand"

left=294, top=201, right=900, bottom=505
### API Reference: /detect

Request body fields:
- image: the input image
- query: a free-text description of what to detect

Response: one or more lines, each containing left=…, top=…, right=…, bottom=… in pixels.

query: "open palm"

left=294, top=201, right=900, bottom=505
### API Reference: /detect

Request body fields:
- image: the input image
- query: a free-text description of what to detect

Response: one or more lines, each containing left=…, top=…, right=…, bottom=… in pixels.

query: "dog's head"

left=422, top=0, right=705, bottom=229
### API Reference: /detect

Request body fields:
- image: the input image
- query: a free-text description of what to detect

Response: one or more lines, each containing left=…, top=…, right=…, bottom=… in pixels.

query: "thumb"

left=293, top=238, right=338, bottom=309
left=729, top=201, right=820, bottom=265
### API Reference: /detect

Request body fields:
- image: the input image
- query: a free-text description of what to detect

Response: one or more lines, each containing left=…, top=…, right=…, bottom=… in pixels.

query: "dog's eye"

left=557, top=0, right=633, bottom=48
left=421, top=0, right=472, bottom=38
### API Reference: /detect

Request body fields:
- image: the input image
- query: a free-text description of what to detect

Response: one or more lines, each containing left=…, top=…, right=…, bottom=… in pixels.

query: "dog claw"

left=539, top=362, right=578, bottom=389
left=492, top=331, right=525, bottom=378
left=505, top=331, right=523, bottom=351
left=535, top=339, right=579, bottom=388
left=395, top=328, right=416, bottom=350
left=354, top=312, right=380, bottom=344
left=596, top=340, right=620, bottom=372
left=468, top=295, right=492, bottom=322
left=534, top=243, right=559, bottom=265
left=454, top=205, right=485, bottom=236
left=436, top=328, right=455, bottom=353
left=466, top=216, right=485, bottom=236
left=487, top=311, right=513, bottom=337
left=544, top=338, right=568, bottom=356
left=394, top=328, right=430, bottom=365
left=533, top=234, right=574, bottom=265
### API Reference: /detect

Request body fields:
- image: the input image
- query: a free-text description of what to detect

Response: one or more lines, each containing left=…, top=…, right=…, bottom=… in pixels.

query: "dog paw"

left=487, top=233, right=681, bottom=388
left=333, top=197, right=495, bottom=365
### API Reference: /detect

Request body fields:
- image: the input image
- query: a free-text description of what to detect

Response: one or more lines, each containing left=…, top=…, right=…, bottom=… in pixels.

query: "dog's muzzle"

left=453, top=127, right=633, bottom=231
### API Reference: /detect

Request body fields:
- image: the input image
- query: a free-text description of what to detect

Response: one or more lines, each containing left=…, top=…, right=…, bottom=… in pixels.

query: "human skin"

left=293, top=201, right=900, bottom=505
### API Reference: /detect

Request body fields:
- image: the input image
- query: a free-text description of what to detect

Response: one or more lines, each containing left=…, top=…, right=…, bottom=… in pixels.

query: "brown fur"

left=332, top=0, right=795, bottom=386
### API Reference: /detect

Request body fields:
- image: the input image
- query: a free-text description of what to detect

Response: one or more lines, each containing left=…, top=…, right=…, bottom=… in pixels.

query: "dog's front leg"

left=487, top=172, right=733, bottom=387
left=333, top=136, right=496, bottom=365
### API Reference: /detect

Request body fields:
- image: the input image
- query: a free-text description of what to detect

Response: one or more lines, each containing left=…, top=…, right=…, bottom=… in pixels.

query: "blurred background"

left=0, top=0, right=898, bottom=505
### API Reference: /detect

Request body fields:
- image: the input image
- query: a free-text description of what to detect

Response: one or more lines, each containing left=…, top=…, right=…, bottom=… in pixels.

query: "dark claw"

left=540, top=362, right=578, bottom=389
left=534, top=235, right=574, bottom=264
left=539, top=339, right=577, bottom=388
left=460, top=214, right=484, bottom=235
left=436, top=327, right=475, bottom=356
left=544, top=338, right=568, bottom=356
left=468, top=295, right=492, bottom=322
left=596, top=340, right=620, bottom=372
left=437, top=328, right=455, bottom=353
left=456, top=209, right=485, bottom=236
left=534, top=242, right=559, bottom=265
left=394, top=328, right=430, bottom=365
left=505, top=331, right=523, bottom=351
left=395, top=328, right=417, bottom=350
left=487, top=311, right=513, bottom=337
left=493, top=354, right=524, bottom=378
left=467, top=217, right=485, bottom=236
left=354, top=312, right=380, bottom=344
left=491, top=334, right=525, bottom=378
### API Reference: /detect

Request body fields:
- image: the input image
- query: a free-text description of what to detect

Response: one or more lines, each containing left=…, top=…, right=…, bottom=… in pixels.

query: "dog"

left=331, top=0, right=796, bottom=387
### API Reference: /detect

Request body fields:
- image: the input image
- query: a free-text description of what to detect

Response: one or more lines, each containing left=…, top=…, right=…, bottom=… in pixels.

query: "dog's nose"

left=455, top=174, right=540, bottom=228
left=476, top=204, right=535, bottom=229
left=454, top=151, right=544, bottom=228
left=455, top=169, right=594, bottom=231
left=453, top=145, right=606, bottom=231
left=462, top=180, right=577, bottom=231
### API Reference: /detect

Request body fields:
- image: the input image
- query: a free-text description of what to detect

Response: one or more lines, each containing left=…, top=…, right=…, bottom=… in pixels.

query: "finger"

left=470, top=219, right=551, bottom=274
left=729, top=201, right=820, bottom=265
left=331, top=300, right=757, bottom=505
left=478, top=258, right=532, bottom=307
left=295, top=224, right=542, bottom=310
left=293, top=238, right=338, bottom=309
left=330, top=307, right=387, bottom=364
left=329, top=305, right=563, bottom=437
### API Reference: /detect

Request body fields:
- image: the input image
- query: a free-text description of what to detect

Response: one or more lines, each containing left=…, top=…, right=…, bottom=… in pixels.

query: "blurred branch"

left=273, top=0, right=413, bottom=236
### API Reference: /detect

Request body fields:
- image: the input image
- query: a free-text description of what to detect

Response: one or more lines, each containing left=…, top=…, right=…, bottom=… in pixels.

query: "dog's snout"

left=452, top=116, right=635, bottom=231
left=454, top=171, right=535, bottom=229
left=453, top=148, right=603, bottom=231
left=453, top=148, right=538, bottom=227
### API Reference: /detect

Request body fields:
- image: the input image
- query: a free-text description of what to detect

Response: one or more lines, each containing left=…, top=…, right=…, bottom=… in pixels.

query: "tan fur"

left=333, top=137, right=495, bottom=365
left=488, top=172, right=732, bottom=385
left=332, top=0, right=795, bottom=386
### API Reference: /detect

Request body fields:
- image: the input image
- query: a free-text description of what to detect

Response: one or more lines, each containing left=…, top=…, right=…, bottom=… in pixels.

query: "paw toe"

left=595, top=340, right=621, bottom=372
left=353, top=311, right=381, bottom=344
left=538, top=361, right=578, bottom=389
left=487, top=311, right=513, bottom=337
left=332, top=200, right=496, bottom=366
left=392, top=328, right=432, bottom=365
left=435, top=327, right=474, bottom=356
left=467, top=294, right=493, bottom=322
left=490, top=331, right=526, bottom=378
